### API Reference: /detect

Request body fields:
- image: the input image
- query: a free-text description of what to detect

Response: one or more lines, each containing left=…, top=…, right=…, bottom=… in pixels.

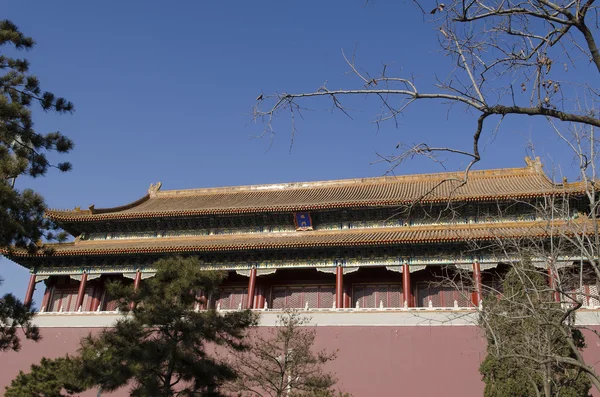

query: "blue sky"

left=1, top=1, right=593, bottom=304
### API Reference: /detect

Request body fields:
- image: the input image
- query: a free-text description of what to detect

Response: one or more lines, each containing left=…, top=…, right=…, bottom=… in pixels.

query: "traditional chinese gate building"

left=2, top=157, right=600, bottom=396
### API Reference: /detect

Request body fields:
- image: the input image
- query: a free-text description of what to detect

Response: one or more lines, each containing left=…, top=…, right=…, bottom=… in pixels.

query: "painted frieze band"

left=32, top=256, right=578, bottom=277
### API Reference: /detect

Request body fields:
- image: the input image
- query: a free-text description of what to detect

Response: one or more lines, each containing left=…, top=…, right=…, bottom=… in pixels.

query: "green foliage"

left=0, top=19, right=69, bottom=358
left=0, top=277, right=39, bottom=352
left=78, top=256, right=258, bottom=397
left=225, top=310, right=348, bottom=397
left=0, top=19, right=73, bottom=251
left=5, top=356, right=90, bottom=397
left=479, top=258, right=591, bottom=397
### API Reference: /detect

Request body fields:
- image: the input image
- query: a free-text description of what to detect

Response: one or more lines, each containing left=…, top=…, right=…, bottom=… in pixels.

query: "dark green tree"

left=479, top=258, right=592, bottom=397
left=224, top=311, right=348, bottom=397
left=0, top=276, right=39, bottom=351
left=5, top=356, right=90, bottom=397
left=0, top=19, right=74, bottom=352
left=78, top=256, right=258, bottom=397
left=0, top=19, right=74, bottom=251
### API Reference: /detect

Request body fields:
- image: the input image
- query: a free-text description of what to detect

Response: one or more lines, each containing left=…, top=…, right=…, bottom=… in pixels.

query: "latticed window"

left=80, top=287, right=93, bottom=311
left=353, top=284, right=403, bottom=308
left=287, top=287, right=303, bottom=308
left=270, top=285, right=335, bottom=309
left=417, top=282, right=471, bottom=308
left=566, top=281, right=600, bottom=307
left=216, top=287, right=248, bottom=310
left=48, top=288, right=79, bottom=312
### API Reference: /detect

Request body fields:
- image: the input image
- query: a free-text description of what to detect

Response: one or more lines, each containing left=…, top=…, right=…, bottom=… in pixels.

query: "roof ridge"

left=46, top=159, right=578, bottom=220
left=155, top=165, right=540, bottom=198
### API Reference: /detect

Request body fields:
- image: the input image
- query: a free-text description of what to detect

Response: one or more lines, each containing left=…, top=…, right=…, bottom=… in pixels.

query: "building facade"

left=2, top=157, right=600, bottom=396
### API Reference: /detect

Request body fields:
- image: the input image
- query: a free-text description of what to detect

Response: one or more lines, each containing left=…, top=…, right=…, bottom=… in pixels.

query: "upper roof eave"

left=44, top=159, right=587, bottom=224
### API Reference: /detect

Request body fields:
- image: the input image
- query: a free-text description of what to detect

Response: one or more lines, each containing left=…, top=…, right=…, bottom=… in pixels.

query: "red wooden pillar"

left=197, top=289, right=207, bottom=310
left=344, top=286, right=351, bottom=310
left=24, top=273, right=37, bottom=308
left=255, top=285, right=265, bottom=309
left=75, top=273, right=88, bottom=311
left=90, top=285, right=102, bottom=312
left=402, top=262, right=413, bottom=307
left=41, top=277, right=53, bottom=312
left=335, top=266, right=344, bottom=309
left=547, top=267, right=560, bottom=302
left=130, top=270, right=142, bottom=310
left=247, top=267, right=257, bottom=309
left=472, top=261, right=483, bottom=307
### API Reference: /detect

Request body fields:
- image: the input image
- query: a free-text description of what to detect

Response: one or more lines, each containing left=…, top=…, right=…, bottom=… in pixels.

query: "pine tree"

left=77, top=256, right=258, bottom=396
left=5, top=356, right=90, bottom=397
left=0, top=277, right=39, bottom=351
left=0, top=19, right=74, bottom=352
left=479, top=258, right=591, bottom=397
left=0, top=19, right=74, bottom=251
left=224, top=310, right=349, bottom=397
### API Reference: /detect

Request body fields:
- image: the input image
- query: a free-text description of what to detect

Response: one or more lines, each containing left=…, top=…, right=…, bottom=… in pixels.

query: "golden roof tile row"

left=5, top=220, right=587, bottom=257
left=45, top=161, right=584, bottom=222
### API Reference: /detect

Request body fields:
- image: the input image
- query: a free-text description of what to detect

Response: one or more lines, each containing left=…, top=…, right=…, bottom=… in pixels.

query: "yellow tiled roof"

left=5, top=220, right=589, bottom=257
left=45, top=160, right=583, bottom=222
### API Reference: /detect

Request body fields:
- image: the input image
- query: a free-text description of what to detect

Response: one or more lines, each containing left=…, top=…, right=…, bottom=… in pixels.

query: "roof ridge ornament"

left=524, top=156, right=543, bottom=173
left=148, top=182, right=162, bottom=198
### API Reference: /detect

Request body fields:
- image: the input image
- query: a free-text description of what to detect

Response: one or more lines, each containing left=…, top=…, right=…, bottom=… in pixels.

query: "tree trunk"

left=543, top=363, right=552, bottom=397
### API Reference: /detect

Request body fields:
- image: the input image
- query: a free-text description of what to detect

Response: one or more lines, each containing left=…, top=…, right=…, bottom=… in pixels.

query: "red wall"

left=1, top=326, right=600, bottom=396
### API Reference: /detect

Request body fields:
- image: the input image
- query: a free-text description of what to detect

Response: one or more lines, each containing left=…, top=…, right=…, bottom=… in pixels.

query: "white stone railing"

left=37, top=301, right=600, bottom=315
left=32, top=308, right=600, bottom=328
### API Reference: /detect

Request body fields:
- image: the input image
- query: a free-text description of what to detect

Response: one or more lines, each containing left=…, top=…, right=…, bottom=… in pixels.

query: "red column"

left=133, top=270, right=142, bottom=290
left=24, top=274, right=36, bottom=308
left=197, top=289, right=207, bottom=310
left=472, top=261, right=483, bottom=307
left=344, top=287, right=351, bottom=309
left=247, top=267, right=257, bottom=309
left=402, top=263, right=413, bottom=307
left=547, top=267, right=560, bottom=302
left=90, top=285, right=102, bottom=312
left=336, top=266, right=344, bottom=309
left=256, top=285, right=265, bottom=309
left=130, top=270, right=142, bottom=310
left=41, top=278, right=52, bottom=312
left=75, top=273, right=88, bottom=311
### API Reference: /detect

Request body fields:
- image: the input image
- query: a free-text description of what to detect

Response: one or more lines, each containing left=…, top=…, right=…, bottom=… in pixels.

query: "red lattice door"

left=49, top=288, right=78, bottom=312
left=269, top=285, right=335, bottom=309
left=217, top=287, right=248, bottom=310
left=319, top=287, right=335, bottom=308
left=354, top=284, right=403, bottom=308
left=417, top=283, right=470, bottom=307
left=567, top=281, right=600, bottom=307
